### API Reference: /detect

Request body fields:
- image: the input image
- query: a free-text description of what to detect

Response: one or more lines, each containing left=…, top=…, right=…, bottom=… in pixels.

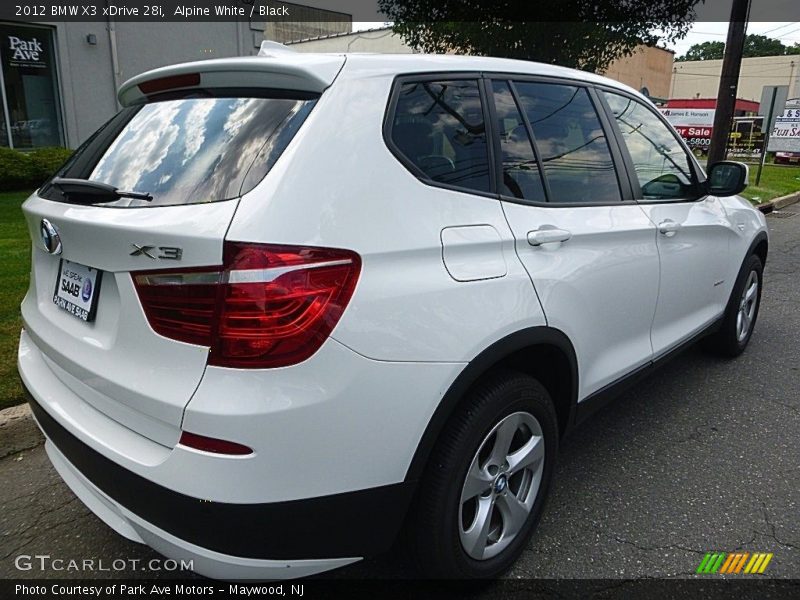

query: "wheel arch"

left=750, top=231, right=768, bottom=267
left=404, top=326, right=579, bottom=483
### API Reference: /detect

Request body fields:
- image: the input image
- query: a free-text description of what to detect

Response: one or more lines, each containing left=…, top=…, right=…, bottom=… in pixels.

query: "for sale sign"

left=767, top=106, right=800, bottom=152
left=659, top=108, right=715, bottom=151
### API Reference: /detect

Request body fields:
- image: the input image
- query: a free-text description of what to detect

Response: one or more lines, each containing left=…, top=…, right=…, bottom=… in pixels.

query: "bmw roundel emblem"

left=40, top=219, right=62, bottom=255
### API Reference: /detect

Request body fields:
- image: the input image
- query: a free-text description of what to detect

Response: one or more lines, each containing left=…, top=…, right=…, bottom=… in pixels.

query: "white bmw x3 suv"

left=18, top=45, right=767, bottom=580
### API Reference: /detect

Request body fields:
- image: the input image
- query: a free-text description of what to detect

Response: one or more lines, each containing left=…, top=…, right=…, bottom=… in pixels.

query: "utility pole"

left=707, top=0, right=751, bottom=167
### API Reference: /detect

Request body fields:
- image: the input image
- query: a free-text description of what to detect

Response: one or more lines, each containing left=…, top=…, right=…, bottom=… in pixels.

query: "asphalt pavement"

left=1, top=208, right=798, bottom=583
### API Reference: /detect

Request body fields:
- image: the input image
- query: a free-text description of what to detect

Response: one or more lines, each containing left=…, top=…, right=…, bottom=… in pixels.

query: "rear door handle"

left=658, top=220, right=681, bottom=237
left=527, top=228, right=572, bottom=246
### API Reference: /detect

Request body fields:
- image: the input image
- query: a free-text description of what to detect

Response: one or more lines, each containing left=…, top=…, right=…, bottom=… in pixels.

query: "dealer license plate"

left=52, top=259, right=102, bottom=322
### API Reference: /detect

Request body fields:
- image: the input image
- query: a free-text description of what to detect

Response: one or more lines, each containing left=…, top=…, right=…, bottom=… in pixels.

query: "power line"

left=676, top=73, right=798, bottom=78
left=774, top=27, right=800, bottom=39
left=691, top=25, right=799, bottom=38
left=676, top=67, right=799, bottom=77
left=761, top=22, right=799, bottom=35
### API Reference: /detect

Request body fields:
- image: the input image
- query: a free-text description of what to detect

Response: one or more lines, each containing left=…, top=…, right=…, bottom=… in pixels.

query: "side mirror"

left=707, top=161, right=749, bottom=197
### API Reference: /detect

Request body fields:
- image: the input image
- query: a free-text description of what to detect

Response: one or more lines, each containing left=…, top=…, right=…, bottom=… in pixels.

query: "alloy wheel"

left=736, top=270, right=759, bottom=342
left=458, top=411, right=545, bottom=560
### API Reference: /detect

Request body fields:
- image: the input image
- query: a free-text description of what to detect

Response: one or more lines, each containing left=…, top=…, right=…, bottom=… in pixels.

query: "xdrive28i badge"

left=40, top=219, right=62, bottom=255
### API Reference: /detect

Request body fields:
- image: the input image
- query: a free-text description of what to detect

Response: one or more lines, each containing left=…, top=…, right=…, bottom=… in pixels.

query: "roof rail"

left=258, top=41, right=297, bottom=57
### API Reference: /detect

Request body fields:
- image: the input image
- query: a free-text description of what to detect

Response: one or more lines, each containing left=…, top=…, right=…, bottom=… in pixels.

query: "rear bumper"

left=26, top=389, right=411, bottom=578
left=40, top=432, right=360, bottom=580
left=17, top=324, right=464, bottom=578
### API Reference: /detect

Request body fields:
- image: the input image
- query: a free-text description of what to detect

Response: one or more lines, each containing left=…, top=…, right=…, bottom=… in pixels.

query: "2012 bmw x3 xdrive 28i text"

left=18, top=44, right=767, bottom=580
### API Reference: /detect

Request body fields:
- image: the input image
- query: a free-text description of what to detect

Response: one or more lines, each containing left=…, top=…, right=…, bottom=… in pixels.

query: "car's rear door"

left=491, top=77, right=659, bottom=400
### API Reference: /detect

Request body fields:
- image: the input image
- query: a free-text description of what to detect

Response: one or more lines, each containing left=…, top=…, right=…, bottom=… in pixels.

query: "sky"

left=672, top=22, right=800, bottom=56
left=351, top=22, right=800, bottom=59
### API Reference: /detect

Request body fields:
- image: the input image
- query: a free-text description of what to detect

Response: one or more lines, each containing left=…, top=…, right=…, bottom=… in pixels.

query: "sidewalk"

left=757, top=190, right=800, bottom=214
left=0, top=403, right=42, bottom=459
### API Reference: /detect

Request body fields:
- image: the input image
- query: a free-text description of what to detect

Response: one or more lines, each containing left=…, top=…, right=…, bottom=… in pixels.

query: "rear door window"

left=40, top=94, right=317, bottom=207
left=491, top=80, right=546, bottom=202
left=389, top=79, right=491, bottom=194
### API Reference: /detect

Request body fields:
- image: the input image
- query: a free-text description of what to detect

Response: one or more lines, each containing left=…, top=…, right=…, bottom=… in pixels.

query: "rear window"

left=40, top=94, right=317, bottom=207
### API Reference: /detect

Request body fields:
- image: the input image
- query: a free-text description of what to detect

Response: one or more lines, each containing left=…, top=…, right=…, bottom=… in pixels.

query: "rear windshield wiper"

left=49, top=177, right=153, bottom=203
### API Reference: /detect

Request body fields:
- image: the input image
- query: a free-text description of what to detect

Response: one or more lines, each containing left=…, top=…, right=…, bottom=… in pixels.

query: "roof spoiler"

left=118, top=51, right=345, bottom=106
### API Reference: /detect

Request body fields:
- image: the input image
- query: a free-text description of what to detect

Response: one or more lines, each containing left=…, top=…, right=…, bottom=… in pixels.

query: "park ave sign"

left=7, top=35, right=46, bottom=67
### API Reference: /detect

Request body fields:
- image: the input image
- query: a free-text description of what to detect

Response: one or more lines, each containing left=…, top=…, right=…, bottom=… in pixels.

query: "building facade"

left=287, top=26, right=412, bottom=53
left=672, top=54, right=800, bottom=102
left=262, top=1, right=350, bottom=43
left=600, top=45, right=675, bottom=102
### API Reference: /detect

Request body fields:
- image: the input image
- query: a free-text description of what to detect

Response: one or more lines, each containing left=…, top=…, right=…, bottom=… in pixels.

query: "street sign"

left=759, top=85, right=789, bottom=132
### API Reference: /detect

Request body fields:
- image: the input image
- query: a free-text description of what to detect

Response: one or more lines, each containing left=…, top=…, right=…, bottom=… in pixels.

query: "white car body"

left=18, top=48, right=768, bottom=580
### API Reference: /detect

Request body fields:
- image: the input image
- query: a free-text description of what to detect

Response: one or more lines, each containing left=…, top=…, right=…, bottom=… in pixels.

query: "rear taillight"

left=132, top=242, right=361, bottom=368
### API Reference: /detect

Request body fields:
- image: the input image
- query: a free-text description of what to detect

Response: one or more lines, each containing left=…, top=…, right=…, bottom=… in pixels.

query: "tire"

left=703, top=253, right=763, bottom=357
left=405, top=370, right=558, bottom=579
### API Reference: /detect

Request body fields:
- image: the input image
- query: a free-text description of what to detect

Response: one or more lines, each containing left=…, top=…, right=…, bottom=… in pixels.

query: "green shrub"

left=0, top=147, right=38, bottom=192
left=29, top=146, right=73, bottom=179
left=0, top=146, right=73, bottom=192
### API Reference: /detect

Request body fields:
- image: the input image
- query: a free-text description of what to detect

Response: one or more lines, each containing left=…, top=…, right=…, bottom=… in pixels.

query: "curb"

left=757, top=191, right=800, bottom=214
left=0, top=403, right=43, bottom=459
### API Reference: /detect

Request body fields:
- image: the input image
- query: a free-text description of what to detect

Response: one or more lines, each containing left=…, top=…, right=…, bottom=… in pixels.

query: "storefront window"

left=0, top=23, right=64, bottom=149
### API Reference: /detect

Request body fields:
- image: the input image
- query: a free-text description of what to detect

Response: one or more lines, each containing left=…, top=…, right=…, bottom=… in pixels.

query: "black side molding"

left=574, top=317, right=722, bottom=426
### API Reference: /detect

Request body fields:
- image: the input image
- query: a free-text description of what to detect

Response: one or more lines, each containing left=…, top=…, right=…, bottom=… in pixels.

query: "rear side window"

left=514, top=82, right=621, bottom=204
left=390, top=79, right=491, bottom=194
left=40, top=95, right=317, bottom=207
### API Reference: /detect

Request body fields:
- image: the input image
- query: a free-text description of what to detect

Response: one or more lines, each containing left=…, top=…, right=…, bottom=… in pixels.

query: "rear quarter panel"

left=226, top=69, right=547, bottom=363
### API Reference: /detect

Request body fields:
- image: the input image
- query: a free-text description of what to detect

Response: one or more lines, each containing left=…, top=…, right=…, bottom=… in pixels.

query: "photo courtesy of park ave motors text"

left=0, top=0, right=799, bottom=593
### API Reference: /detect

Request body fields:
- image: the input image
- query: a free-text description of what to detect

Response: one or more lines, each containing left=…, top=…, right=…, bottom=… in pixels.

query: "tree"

left=377, top=0, right=701, bottom=73
left=783, top=42, right=800, bottom=55
left=677, top=34, right=799, bottom=61
left=676, top=40, right=725, bottom=61
left=744, top=34, right=788, bottom=57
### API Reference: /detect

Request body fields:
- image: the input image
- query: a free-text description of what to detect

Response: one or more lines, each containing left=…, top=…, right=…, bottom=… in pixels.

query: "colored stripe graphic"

left=733, top=552, right=750, bottom=573
left=744, top=553, right=774, bottom=574
left=745, top=554, right=760, bottom=573
left=696, top=553, right=713, bottom=573
left=720, top=553, right=737, bottom=573
left=697, top=552, right=772, bottom=574
left=758, top=553, right=774, bottom=573
left=697, top=552, right=727, bottom=573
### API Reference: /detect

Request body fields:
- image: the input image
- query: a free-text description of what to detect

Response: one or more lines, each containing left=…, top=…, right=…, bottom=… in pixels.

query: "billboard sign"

left=659, top=107, right=715, bottom=151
